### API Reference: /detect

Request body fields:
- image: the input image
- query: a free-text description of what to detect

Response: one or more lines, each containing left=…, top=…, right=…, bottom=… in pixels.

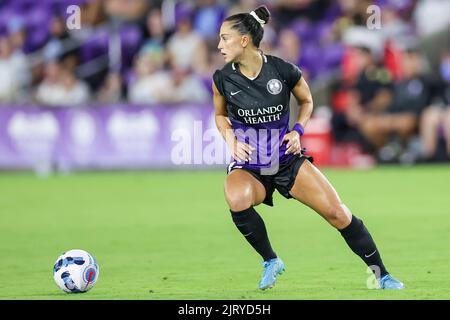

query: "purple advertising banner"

left=0, top=104, right=230, bottom=171
left=0, top=107, right=61, bottom=169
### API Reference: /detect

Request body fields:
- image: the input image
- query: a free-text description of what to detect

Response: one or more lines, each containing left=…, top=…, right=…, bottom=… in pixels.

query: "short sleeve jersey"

left=213, top=53, right=302, bottom=170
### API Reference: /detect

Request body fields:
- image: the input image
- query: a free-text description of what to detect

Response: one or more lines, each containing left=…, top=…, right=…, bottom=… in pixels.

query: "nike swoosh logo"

left=365, top=250, right=377, bottom=258
left=230, top=90, right=242, bottom=96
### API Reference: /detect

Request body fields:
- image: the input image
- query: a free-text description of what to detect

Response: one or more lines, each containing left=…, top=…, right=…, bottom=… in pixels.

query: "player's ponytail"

left=224, top=5, right=271, bottom=48
left=251, top=6, right=270, bottom=26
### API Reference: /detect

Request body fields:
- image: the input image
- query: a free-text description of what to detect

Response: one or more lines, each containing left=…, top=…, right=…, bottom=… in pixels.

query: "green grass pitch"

left=1, top=165, right=450, bottom=300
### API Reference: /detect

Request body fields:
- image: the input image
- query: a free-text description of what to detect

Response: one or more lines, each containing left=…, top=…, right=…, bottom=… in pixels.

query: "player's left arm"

left=283, top=77, right=314, bottom=155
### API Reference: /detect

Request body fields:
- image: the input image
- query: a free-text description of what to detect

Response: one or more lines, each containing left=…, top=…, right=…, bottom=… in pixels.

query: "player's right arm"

left=212, top=82, right=255, bottom=162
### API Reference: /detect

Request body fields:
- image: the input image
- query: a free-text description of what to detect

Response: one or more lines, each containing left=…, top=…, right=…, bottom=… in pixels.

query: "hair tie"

left=249, top=11, right=265, bottom=27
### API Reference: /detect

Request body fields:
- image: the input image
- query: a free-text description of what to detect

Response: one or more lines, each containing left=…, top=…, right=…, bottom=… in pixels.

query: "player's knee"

left=397, top=116, right=417, bottom=135
left=326, top=203, right=351, bottom=228
left=360, top=120, right=379, bottom=140
left=421, top=107, right=440, bottom=126
left=225, top=188, right=254, bottom=212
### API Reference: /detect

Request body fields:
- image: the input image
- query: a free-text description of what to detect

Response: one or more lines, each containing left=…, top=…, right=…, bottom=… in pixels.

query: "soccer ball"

left=53, top=249, right=99, bottom=293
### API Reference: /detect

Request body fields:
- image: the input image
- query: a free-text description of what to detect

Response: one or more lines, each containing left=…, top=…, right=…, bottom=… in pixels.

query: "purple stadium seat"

left=122, top=68, right=137, bottom=87
left=323, top=3, right=343, bottom=22
left=290, top=20, right=316, bottom=42
left=0, top=8, right=15, bottom=30
left=9, top=0, right=36, bottom=12
left=26, top=7, right=51, bottom=27
left=201, top=76, right=213, bottom=95
left=316, top=21, right=333, bottom=43
left=120, top=25, right=143, bottom=70
left=323, top=43, right=345, bottom=68
left=24, top=28, right=50, bottom=53
left=23, top=7, right=52, bottom=53
left=193, top=5, right=226, bottom=39
left=175, top=2, right=194, bottom=25
left=80, top=24, right=142, bottom=73
left=373, top=0, right=390, bottom=8
left=0, top=24, right=7, bottom=37
left=80, top=29, right=109, bottom=63
left=299, top=43, right=322, bottom=79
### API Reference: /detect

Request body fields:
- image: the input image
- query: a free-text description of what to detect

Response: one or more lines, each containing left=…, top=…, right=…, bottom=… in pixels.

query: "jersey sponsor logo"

left=237, top=104, right=284, bottom=124
left=230, top=90, right=242, bottom=96
left=267, top=79, right=282, bottom=95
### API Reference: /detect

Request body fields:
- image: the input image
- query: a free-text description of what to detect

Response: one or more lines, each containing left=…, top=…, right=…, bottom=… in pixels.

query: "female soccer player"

left=212, top=6, right=404, bottom=290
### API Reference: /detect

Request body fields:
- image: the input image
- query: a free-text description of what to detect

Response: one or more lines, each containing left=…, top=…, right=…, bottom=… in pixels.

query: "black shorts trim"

left=227, top=154, right=313, bottom=207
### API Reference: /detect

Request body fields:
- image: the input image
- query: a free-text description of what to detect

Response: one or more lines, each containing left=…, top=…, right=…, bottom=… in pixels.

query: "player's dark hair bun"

left=223, top=6, right=270, bottom=48
left=253, top=6, right=270, bottom=25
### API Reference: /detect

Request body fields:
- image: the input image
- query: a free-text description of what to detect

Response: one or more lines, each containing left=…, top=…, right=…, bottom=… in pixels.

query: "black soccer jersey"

left=213, top=53, right=302, bottom=170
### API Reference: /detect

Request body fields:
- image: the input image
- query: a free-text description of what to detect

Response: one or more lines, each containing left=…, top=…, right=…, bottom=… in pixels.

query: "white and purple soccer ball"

left=53, top=249, right=99, bottom=293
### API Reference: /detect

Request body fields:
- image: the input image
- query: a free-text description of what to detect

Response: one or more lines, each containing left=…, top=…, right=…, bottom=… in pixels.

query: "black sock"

left=339, top=215, right=389, bottom=279
left=230, top=207, right=277, bottom=262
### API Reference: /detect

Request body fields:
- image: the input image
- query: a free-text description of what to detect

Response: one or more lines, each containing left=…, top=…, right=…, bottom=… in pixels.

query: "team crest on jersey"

left=267, top=79, right=282, bottom=95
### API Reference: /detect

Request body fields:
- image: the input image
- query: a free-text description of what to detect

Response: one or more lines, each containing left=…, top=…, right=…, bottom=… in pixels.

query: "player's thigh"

left=443, top=107, right=450, bottom=128
left=360, top=115, right=389, bottom=133
left=224, top=169, right=266, bottom=211
left=391, top=113, right=417, bottom=133
left=421, top=106, right=441, bottom=127
left=288, top=160, right=351, bottom=228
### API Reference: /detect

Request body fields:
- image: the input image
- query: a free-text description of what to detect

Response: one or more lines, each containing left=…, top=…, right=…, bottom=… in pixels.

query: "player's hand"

left=228, top=139, right=255, bottom=162
left=282, top=131, right=302, bottom=155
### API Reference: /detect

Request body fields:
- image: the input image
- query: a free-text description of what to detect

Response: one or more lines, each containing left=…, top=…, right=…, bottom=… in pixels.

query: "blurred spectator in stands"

left=379, top=5, right=415, bottom=83
left=0, top=35, right=30, bottom=103
left=70, top=0, right=106, bottom=42
left=273, top=28, right=301, bottom=67
left=139, top=8, right=170, bottom=67
left=381, top=4, right=411, bottom=43
left=166, top=3, right=208, bottom=75
left=128, top=39, right=166, bottom=104
left=104, top=0, right=148, bottom=22
left=275, top=0, right=329, bottom=26
left=193, top=0, right=226, bottom=47
left=258, top=22, right=277, bottom=56
left=128, top=66, right=169, bottom=104
left=358, top=49, right=433, bottom=163
left=35, top=61, right=90, bottom=107
left=163, top=65, right=210, bottom=104
left=197, top=49, right=229, bottom=97
left=7, top=16, right=27, bottom=52
left=414, top=0, right=450, bottom=37
left=43, top=15, right=80, bottom=66
left=6, top=16, right=31, bottom=87
left=420, top=52, right=450, bottom=161
left=82, top=0, right=105, bottom=24
left=96, top=72, right=123, bottom=103
left=333, top=0, right=373, bottom=35
left=332, top=46, right=392, bottom=149
left=128, top=55, right=209, bottom=105
left=227, top=0, right=259, bottom=17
